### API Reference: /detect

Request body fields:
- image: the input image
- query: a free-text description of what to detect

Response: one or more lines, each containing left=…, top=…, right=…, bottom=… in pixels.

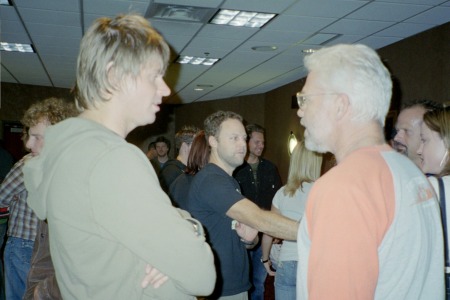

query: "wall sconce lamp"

left=288, top=131, right=298, bottom=155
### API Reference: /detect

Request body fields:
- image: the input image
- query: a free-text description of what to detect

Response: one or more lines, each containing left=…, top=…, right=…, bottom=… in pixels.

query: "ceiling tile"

left=0, top=32, right=31, bottom=45
left=347, top=2, right=432, bottom=21
left=27, top=24, right=82, bottom=39
left=358, top=35, right=403, bottom=49
left=374, top=22, right=436, bottom=37
left=162, top=34, right=193, bottom=53
left=154, top=0, right=223, bottom=8
left=83, top=0, right=148, bottom=15
left=266, top=15, right=336, bottom=32
left=322, top=19, right=394, bottom=35
left=150, top=19, right=203, bottom=36
left=43, top=56, right=76, bottom=66
left=1, top=8, right=30, bottom=44
left=373, top=0, right=443, bottom=4
left=2, top=20, right=28, bottom=36
left=164, top=63, right=208, bottom=90
left=249, top=30, right=311, bottom=44
left=262, top=53, right=304, bottom=70
left=1, top=66, right=17, bottom=83
left=36, top=45, right=80, bottom=57
left=19, top=8, right=81, bottom=26
left=184, top=37, right=244, bottom=52
left=303, top=33, right=340, bottom=45
left=285, top=0, right=369, bottom=18
left=324, top=34, right=365, bottom=45
left=31, top=36, right=81, bottom=50
left=0, top=6, right=21, bottom=21
left=15, top=0, right=79, bottom=11
left=236, top=40, right=292, bottom=53
left=248, top=68, right=307, bottom=92
left=406, top=6, right=450, bottom=24
left=281, top=43, right=321, bottom=56
left=225, top=50, right=279, bottom=66
left=221, top=0, right=298, bottom=13
left=197, top=24, right=257, bottom=40
left=177, top=49, right=230, bottom=60
left=1, top=52, right=51, bottom=85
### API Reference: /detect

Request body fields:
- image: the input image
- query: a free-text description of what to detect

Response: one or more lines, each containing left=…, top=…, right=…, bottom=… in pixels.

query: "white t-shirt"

left=272, top=182, right=313, bottom=261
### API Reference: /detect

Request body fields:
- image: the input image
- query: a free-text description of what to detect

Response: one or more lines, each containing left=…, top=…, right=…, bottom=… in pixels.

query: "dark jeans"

left=4, top=237, right=33, bottom=300
left=248, top=244, right=267, bottom=300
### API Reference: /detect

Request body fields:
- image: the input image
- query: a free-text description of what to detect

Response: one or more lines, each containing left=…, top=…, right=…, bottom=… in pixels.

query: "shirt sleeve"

left=198, top=171, right=245, bottom=215
left=271, top=188, right=283, bottom=210
left=305, top=165, right=394, bottom=300
left=0, top=159, right=26, bottom=207
left=89, top=145, right=216, bottom=296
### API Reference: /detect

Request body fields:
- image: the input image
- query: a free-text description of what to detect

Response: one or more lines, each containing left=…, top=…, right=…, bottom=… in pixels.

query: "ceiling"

left=1, top=0, right=449, bottom=104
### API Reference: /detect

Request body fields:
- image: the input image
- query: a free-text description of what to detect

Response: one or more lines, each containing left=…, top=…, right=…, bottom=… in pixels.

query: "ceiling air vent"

left=145, top=3, right=217, bottom=23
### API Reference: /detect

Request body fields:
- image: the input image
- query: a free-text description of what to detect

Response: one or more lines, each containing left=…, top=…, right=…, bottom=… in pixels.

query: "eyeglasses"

left=296, top=92, right=339, bottom=108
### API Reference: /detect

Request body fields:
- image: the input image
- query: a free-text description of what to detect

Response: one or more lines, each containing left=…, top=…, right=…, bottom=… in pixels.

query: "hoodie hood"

left=23, top=117, right=119, bottom=220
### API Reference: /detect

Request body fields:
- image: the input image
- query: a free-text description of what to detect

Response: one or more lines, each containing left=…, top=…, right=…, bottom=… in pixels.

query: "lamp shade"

left=288, top=131, right=298, bottom=155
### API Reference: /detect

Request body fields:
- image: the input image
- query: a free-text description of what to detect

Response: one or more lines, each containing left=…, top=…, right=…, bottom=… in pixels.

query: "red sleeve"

left=306, top=153, right=395, bottom=299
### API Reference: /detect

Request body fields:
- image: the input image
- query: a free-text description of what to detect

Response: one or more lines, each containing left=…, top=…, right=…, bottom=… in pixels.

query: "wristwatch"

left=260, top=258, right=269, bottom=263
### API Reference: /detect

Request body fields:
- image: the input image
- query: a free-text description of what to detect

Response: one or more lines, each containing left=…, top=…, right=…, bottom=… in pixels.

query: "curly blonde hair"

left=21, top=97, right=79, bottom=128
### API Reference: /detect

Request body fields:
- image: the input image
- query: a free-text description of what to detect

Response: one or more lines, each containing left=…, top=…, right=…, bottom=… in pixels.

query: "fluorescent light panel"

left=0, top=42, right=34, bottom=53
left=0, top=0, right=11, bottom=5
left=177, top=56, right=219, bottom=66
left=210, top=9, right=276, bottom=28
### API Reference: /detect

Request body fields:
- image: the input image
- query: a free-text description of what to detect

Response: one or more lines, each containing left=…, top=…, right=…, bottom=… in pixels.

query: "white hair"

left=304, top=44, right=392, bottom=125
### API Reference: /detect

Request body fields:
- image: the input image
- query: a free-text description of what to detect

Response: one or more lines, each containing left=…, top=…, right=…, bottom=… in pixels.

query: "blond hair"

left=284, top=140, right=323, bottom=197
left=21, top=97, right=78, bottom=127
left=423, top=106, right=450, bottom=177
left=74, top=14, right=170, bottom=110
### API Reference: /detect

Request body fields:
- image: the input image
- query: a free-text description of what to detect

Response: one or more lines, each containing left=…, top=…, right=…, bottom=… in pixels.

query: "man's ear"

left=106, top=61, right=116, bottom=85
left=335, top=93, right=350, bottom=120
left=209, top=135, right=218, bottom=148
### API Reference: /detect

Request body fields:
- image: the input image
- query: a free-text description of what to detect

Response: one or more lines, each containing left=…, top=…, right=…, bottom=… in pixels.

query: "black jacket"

left=159, top=159, right=186, bottom=193
left=233, top=159, right=282, bottom=210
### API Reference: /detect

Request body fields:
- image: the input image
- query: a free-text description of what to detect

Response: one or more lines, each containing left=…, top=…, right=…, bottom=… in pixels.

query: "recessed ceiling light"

left=177, top=56, right=219, bottom=66
left=302, top=49, right=316, bottom=54
left=194, top=84, right=214, bottom=91
left=251, top=46, right=278, bottom=52
left=210, top=9, right=276, bottom=28
left=0, top=42, right=34, bottom=53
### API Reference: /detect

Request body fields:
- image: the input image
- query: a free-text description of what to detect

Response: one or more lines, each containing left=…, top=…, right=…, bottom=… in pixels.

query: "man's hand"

left=234, top=221, right=258, bottom=243
left=141, top=264, right=169, bottom=289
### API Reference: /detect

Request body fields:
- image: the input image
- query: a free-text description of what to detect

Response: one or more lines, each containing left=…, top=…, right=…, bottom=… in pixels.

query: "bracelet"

left=240, top=238, right=256, bottom=246
left=260, top=258, right=269, bottom=264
